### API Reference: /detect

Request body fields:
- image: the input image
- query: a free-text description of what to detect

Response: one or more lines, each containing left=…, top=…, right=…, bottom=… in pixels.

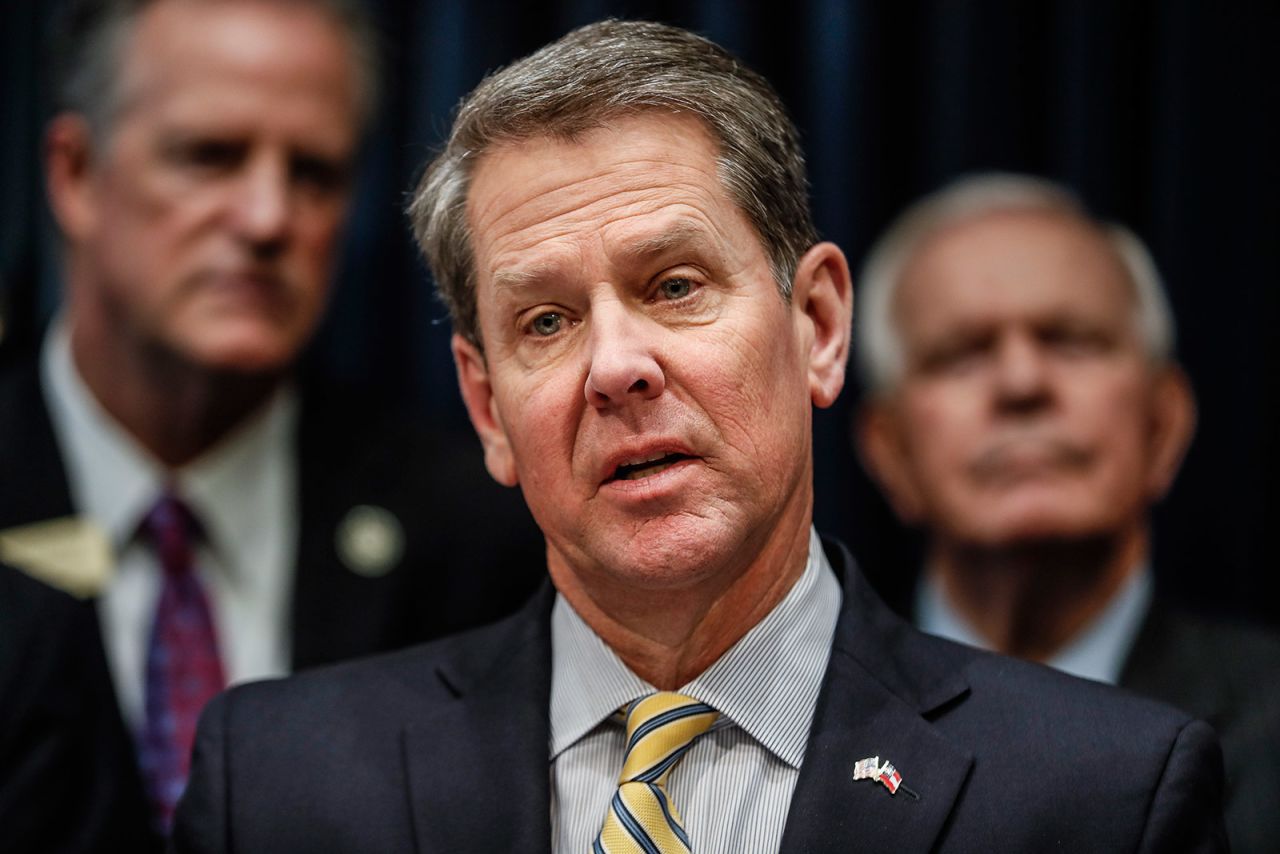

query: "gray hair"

left=407, top=19, right=818, bottom=347
left=50, top=0, right=381, bottom=147
left=856, top=172, right=1177, bottom=394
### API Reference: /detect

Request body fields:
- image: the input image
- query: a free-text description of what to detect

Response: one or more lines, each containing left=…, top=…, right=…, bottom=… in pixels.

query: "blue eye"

left=531, top=312, right=563, bottom=336
left=659, top=278, right=693, bottom=300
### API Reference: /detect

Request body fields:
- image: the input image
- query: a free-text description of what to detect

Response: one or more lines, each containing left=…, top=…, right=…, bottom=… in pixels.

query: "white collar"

left=549, top=527, right=842, bottom=769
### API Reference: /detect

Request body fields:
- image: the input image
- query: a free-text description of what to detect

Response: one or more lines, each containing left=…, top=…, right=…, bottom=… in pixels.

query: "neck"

left=552, top=495, right=814, bottom=690
left=929, top=525, right=1147, bottom=662
left=67, top=316, right=281, bottom=469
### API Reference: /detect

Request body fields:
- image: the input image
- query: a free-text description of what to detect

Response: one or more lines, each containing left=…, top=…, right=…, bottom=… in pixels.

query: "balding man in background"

left=0, top=0, right=540, bottom=843
left=857, top=173, right=1280, bottom=853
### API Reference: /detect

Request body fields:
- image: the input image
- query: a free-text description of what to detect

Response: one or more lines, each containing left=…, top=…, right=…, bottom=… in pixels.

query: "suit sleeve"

left=1137, top=718, right=1230, bottom=853
left=170, top=692, right=232, bottom=854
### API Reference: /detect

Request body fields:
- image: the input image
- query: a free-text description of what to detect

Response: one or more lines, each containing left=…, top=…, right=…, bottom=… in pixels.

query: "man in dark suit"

left=0, top=563, right=151, bottom=853
left=855, top=172, right=1280, bottom=852
left=175, top=21, right=1228, bottom=852
left=0, top=0, right=542, bottom=842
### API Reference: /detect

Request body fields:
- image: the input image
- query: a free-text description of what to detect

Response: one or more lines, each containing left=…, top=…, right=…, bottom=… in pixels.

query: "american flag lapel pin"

left=853, top=755, right=919, bottom=800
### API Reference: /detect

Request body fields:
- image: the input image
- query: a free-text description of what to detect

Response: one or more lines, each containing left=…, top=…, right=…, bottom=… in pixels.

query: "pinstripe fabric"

left=551, top=528, right=842, bottom=853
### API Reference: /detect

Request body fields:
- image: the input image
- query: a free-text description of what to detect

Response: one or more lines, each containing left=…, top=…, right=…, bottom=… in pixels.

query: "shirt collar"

left=549, top=527, right=842, bottom=769
left=41, top=319, right=298, bottom=585
left=916, top=563, right=1153, bottom=685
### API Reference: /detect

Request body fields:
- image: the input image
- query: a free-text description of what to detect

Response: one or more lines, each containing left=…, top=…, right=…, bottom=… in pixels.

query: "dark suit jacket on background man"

left=0, top=564, right=152, bottom=854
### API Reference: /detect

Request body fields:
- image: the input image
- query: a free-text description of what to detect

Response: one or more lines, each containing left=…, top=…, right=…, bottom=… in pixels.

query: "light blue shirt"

left=916, top=565, right=1154, bottom=684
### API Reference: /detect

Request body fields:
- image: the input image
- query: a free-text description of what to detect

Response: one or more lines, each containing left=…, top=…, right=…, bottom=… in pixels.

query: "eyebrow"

left=616, top=220, right=718, bottom=263
left=488, top=220, right=722, bottom=294
left=490, top=262, right=561, bottom=294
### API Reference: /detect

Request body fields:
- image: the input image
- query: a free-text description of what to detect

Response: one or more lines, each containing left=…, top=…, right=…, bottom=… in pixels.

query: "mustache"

left=968, top=435, right=1092, bottom=482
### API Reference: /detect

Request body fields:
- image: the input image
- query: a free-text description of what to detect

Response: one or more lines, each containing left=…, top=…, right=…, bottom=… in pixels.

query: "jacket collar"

left=402, top=540, right=976, bottom=854
left=779, top=539, right=973, bottom=853
left=403, top=584, right=556, bottom=853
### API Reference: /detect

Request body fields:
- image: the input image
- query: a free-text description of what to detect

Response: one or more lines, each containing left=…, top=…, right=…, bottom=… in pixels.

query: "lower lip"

left=599, top=457, right=702, bottom=500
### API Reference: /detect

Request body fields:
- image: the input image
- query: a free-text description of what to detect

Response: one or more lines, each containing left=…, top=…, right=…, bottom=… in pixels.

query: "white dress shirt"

left=549, top=527, right=842, bottom=853
left=916, top=564, right=1154, bottom=684
left=41, top=322, right=297, bottom=730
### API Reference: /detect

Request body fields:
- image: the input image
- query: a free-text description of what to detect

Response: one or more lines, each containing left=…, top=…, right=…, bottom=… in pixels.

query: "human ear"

left=44, top=114, right=100, bottom=241
left=856, top=401, right=926, bottom=523
left=452, top=333, right=519, bottom=487
left=791, top=241, right=853, bottom=409
left=1144, top=365, right=1196, bottom=500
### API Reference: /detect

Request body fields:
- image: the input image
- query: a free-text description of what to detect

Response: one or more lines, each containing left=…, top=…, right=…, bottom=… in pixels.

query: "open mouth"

left=609, top=452, right=694, bottom=482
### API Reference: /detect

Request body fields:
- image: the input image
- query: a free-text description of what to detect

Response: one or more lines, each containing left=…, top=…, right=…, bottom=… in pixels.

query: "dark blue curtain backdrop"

left=3, top=1, right=1277, bottom=626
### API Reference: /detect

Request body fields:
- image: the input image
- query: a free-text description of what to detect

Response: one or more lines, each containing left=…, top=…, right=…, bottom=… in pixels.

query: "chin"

left=963, top=507, right=1116, bottom=548
left=595, top=516, right=743, bottom=589
left=180, top=326, right=305, bottom=376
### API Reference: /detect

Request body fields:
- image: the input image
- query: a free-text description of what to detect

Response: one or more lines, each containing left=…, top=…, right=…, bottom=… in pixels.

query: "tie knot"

left=141, top=491, right=201, bottom=576
left=619, top=692, right=718, bottom=784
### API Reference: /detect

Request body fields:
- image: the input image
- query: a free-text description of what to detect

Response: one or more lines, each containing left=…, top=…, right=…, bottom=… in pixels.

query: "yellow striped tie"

left=593, top=693, right=719, bottom=854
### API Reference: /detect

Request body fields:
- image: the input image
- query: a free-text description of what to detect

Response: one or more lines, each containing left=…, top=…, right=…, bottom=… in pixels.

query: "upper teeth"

left=623, top=452, right=669, bottom=467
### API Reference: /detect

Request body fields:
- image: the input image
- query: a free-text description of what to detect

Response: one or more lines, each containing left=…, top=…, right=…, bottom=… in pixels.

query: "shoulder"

left=909, top=634, right=1224, bottom=849
left=207, top=588, right=550, bottom=735
left=824, top=553, right=1226, bottom=848
left=1126, top=601, right=1280, bottom=694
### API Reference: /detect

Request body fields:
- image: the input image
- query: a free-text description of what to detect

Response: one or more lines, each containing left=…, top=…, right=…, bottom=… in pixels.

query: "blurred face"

left=454, top=114, right=849, bottom=596
left=862, top=210, right=1192, bottom=548
left=51, top=0, right=360, bottom=374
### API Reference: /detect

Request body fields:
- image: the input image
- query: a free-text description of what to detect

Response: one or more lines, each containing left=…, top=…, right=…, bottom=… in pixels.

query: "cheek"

left=293, top=207, right=346, bottom=267
left=499, top=370, right=581, bottom=491
left=900, top=389, right=984, bottom=484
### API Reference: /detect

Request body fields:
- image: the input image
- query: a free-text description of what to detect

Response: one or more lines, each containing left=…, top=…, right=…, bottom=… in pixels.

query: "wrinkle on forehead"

left=468, top=116, right=753, bottom=294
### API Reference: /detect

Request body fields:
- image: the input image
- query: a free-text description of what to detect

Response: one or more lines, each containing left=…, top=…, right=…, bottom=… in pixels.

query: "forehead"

left=465, top=113, right=761, bottom=284
left=114, top=0, right=359, bottom=141
left=895, top=210, right=1137, bottom=337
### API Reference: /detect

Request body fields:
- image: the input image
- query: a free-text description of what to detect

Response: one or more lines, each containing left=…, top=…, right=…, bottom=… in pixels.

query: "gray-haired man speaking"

left=173, top=22, right=1227, bottom=853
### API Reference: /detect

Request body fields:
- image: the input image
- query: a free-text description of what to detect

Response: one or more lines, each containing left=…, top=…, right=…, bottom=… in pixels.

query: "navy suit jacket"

left=173, top=541, right=1228, bottom=853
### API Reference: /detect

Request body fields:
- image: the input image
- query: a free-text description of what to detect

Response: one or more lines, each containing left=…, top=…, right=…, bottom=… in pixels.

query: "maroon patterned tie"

left=136, top=491, right=225, bottom=832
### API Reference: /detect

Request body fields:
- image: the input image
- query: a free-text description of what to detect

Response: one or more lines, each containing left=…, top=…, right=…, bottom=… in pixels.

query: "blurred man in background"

left=0, top=0, right=541, bottom=841
left=856, top=172, right=1280, bottom=853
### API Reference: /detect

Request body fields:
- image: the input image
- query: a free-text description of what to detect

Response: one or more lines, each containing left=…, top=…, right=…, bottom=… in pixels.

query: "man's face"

left=51, top=0, right=360, bottom=374
left=861, top=210, right=1192, bottom=548
left=454, top=114, right=849, bottom=597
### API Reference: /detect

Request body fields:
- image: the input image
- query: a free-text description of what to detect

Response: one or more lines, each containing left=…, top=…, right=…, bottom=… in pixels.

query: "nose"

left=230, top=154, right=290, bottom=254
left=992, top=332, right=1052, bottom=413
left=584, top=302, right=665, bottom=409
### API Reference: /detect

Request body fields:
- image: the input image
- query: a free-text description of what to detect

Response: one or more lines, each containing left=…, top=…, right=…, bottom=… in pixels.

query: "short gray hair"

left=856, top=172, right=1177, bottom=393
left=50, top=0, right=380, bottom=146
left=408, top=19, right=819, bottom=347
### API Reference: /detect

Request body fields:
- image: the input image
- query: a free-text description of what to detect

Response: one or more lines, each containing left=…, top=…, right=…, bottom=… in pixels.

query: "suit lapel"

left=403, top=587, right=554, bottom=853
left=780, top=542, right=974, bottom=853
left=779, top=651, right=972, bottom=853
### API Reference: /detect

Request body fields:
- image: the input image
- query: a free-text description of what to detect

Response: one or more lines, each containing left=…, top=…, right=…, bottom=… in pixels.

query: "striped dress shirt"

left=549, top=527, right=842, bottom=853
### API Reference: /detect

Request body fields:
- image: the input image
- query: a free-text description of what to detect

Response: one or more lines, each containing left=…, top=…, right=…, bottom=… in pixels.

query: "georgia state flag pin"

left=853, top=755, right=919, bottom=799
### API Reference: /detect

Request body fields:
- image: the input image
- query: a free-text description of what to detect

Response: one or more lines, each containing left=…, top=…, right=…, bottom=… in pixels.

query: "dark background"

left=3, top=1, right=1277, bottom=627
